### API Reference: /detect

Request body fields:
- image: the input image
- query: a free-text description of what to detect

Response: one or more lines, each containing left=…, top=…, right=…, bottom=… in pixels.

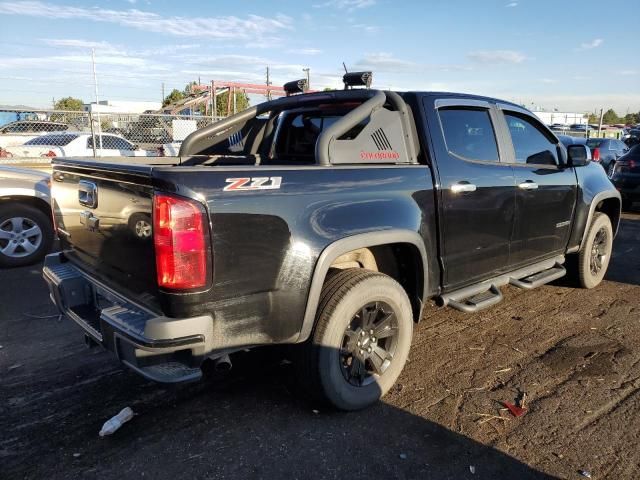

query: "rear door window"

left=24, top=134, right=76, bottom=146
left=504, top=112, right=558, bottom=166
left=438, top=108, right=500, bottom=162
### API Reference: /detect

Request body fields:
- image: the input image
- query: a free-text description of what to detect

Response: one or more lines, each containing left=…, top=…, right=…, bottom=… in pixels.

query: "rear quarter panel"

left=153, top=165, right=438, bottom=350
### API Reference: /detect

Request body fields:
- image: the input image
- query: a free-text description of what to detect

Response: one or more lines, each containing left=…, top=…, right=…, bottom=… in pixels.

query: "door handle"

left=451, top=182, right=477, bottom=194
left=518, top=181, right=539, bottom=190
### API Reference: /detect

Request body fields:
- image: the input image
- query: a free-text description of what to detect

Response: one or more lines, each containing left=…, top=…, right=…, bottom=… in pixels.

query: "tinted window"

left=274, top=111, right=366, bottom=161
left=87, top=135, right=133, bottom=150
left=505, top=113, right=558, bottom=165
left=24, top=134, right=77, bottom=146
left=586, top=139, right=604, bottom=148
left=439, top=108, right=499, bottom=162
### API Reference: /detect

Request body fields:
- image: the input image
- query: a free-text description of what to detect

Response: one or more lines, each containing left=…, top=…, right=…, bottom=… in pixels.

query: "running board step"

left=129, top=362, right=202, bottom=383
left=509, top=264, right=566, bottom=290
left=445, top=285, right=503, bottom=313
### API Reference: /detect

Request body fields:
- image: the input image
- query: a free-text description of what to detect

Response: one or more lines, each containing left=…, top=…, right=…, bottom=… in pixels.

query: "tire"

left=577, top=212, right=613, bottom=289
left=0, top=203, right=54, bottom=268
left=128, top=213, right=153, bottom=240
left=298, top=268, right=413, bottom=411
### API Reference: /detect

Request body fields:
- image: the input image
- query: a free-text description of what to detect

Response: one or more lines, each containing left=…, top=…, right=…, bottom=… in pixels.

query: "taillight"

left=153, top=193, right=209, bottom=290
left=592, top=148, right=600, bottom=162
left=41, top=150, right=57, bottom=158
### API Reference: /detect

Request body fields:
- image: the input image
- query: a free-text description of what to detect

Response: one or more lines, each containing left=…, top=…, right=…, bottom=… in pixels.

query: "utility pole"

left=303, top=67, right=310, bottom=90
left=598, top=108, right=604, bottom=138
left=162, top=82, right=165, bottom=105
left=266, top=66, right=272, bottom=100
left=212, top=81, right=217, bottom=120
left=91, top=48, right=102, bottom=155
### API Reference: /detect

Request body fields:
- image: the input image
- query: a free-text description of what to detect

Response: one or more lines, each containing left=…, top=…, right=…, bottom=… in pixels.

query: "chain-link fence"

left=0, top=109, right=224, bottom=164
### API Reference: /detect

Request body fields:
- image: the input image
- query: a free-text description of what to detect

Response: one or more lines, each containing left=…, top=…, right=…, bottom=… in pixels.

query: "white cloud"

left=618, top=70, right=638, bottom=76
left=287, top=48, right=323, bottom=55
left=351, top=23, right=381, bottom=33
left=506, top=2, right=518, bottom=6
left=355, top=52, right=418, bottom=71
left=467, top=50, right=526, bottom=64
left=313, top=0, right=375, bottom=11
left=540, top=78, right=557, bottom=84
left=579, top=38, right=603, bottom=50
left=0, top=1, right=293, bottom=40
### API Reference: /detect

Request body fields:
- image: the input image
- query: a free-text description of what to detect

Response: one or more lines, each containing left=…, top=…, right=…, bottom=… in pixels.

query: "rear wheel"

left=0, top=203, right=53, bottom=267
left=577, top=212, right=613, bottom=289
left=298, top=269, right=413, bottom=411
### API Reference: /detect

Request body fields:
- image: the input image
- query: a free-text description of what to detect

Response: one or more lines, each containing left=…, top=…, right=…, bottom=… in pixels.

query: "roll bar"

left=315, top=90, right=386, bottom=165
left=179, top=89, right=417, bottom=164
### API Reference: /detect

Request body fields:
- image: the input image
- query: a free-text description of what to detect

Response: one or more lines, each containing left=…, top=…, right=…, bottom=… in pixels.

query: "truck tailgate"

left=51, top=159, right=159, bottom=305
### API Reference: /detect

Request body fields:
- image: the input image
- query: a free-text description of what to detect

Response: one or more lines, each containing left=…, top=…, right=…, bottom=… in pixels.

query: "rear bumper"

left=43, top=252, right=214, bottom=383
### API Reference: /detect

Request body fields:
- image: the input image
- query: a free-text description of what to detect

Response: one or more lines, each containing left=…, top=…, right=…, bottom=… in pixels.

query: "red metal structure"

left=164, top=81, right=316, bottom=116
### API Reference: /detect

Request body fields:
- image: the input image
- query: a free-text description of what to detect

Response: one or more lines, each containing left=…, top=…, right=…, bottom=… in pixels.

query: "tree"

left=214, top=89, right=250, bottom=117
left=54, top=96, right=84, bottom=111
left=602, top=109, right=620, bottom=125
left=624, top=112, right=639, bottom=125
left=162, top=88, right=185, bottom=107
left=588, top=112, right=599, bottom=124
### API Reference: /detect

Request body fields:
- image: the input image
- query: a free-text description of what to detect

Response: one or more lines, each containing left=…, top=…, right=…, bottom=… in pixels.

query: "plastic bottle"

left=99, top=407, right=135, bottom=437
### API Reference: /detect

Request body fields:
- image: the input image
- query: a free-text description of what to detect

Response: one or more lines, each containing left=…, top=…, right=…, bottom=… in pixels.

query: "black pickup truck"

left=44, top=76, right=621, bottom=410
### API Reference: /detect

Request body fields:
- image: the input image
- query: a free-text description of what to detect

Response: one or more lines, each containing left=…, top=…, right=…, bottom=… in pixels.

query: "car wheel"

left=0, top=203, right=54, bottom=267
left=298, top=268, right=413, bottom=411
left=577, top=212, right=613, bottom=289
left=128, top=213, right=152, bottom=240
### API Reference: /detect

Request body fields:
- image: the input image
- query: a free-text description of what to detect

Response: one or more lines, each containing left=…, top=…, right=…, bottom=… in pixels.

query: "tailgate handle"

left=78, top=180, right=98, bottom=208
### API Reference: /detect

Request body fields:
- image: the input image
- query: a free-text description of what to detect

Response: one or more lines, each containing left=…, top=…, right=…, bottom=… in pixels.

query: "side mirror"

left=567, top=144, right=590, bottom=167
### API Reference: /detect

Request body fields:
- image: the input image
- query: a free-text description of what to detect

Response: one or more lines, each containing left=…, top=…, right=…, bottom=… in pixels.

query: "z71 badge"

left=223, top=177, right=282, bottom=191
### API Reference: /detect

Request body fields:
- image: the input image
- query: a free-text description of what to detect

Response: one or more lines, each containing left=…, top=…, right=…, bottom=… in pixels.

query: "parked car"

left=569, top=123, right=592, bottom=131
left=3, top=132, right=155, bottom=158
left=0, top=121, right=70, bottom=149
left=585, top=138, right=629, bottom=170
left=0, top=166, right=53, bottom=267
left=557, top=135, right=586, bottom=148
left=43, top=83, right=620, bottom=410
left=624, top=129, right=640, bottom=147
left=609, top=145, right=640, bottom=210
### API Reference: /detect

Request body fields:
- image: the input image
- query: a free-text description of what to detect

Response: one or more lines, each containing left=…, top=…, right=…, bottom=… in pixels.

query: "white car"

left=3, top=132, right=155, bottom=158
left=0, top=120, right=71, bottom=149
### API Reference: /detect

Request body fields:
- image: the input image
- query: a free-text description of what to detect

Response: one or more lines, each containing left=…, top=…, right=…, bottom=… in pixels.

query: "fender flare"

left=296, top=229, right=429, bottom=343
left=579, top=190, right=621, bottom=251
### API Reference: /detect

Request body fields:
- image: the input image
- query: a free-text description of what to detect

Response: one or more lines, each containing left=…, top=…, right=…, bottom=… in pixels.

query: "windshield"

left=586, top=139, right=604, bottom=148
left=24, top=134, right=77, bottom=146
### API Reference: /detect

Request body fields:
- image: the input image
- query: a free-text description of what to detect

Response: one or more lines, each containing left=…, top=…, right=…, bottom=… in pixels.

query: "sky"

left=0, top=0, right=639, bottom=113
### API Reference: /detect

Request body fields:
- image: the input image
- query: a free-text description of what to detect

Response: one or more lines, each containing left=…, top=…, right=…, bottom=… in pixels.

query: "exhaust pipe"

left=213, top=354, right=232, bottom=372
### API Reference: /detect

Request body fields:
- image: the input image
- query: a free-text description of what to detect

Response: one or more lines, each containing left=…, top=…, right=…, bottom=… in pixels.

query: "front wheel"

left=577, top=212, right=613, bottom=289
left=298, top=269, right=413, bottom=411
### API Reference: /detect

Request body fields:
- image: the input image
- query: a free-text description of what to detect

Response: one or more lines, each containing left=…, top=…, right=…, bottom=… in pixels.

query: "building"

left=83, top=100, right=162, bottom=114
left=532, top=111, right=587, bottom=126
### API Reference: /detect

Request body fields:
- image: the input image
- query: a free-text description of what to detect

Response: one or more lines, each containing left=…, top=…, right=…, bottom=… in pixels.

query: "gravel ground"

left=1, top=212, right=639, bottom=480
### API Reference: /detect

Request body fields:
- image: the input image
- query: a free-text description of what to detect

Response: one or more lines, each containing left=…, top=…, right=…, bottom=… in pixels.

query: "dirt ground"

left=1, top=212, right=639, bottom=480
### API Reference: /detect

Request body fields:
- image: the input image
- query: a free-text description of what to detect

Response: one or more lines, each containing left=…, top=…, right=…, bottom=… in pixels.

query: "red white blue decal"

left=223, top=176, right=282, bottom=191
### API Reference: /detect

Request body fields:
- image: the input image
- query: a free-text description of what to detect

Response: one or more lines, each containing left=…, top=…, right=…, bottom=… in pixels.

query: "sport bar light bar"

left=343, top=71, right=372, bottom=89
left=283, top=78, right=309, bottom=96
